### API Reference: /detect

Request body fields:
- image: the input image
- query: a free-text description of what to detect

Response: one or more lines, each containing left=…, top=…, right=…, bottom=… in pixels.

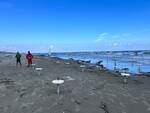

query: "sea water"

left=51, top=51, right=150, bottom=74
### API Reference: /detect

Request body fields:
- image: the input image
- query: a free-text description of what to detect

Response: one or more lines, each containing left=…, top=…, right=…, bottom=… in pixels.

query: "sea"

left=44, top=51, right=150, bottom=74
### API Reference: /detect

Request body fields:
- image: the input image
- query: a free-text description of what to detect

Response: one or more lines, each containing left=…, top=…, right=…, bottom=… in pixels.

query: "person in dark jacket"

left=15, top=52, right=22, bottom=66
left=26, top=51, right=33, bottom=67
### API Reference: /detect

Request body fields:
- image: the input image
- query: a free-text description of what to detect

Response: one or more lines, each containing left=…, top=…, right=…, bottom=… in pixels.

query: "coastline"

left=50, top=51, right=150, bottom=74
left=0, top=53, right=150, bottom=113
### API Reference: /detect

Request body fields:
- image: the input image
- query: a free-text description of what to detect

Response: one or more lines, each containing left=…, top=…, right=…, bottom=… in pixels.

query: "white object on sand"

left=52, top=79, right=64, bottom=96
left=32, top=64, right=36, bottom=66
left=31, top=64, right=36, bottom=69
left=35, top=68, right=43, bottom=75
left=48, top=45, right=54, bottom=56
left=121, top=73, right=131, bottom=84
left=56, top=61, right=60, bottom=64
left=62, top=76, right=75, bottom=81
left=52, top=80, right=64, bottom=84
left=65, top=62, right=70, bottom=65
left=35, top=68, right=43, bottom=71
left=80, top=65, right=86, bottom=72
left=121, top=73, right=131, bottom=77
left=80, top=65, right=86, bottom=68
left=4, top=54, right=11, bottom=57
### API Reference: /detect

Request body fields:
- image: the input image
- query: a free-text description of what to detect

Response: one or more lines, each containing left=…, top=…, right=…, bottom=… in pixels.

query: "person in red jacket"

left=26, top=51, right=33, bottom=67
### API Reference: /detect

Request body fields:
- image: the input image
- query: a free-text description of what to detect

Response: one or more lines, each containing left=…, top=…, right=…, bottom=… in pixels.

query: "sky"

left=0, top=0, right=150, bottom=52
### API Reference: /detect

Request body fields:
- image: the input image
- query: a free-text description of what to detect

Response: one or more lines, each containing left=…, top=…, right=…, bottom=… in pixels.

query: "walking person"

left=26, top=51, right=33, bottom=67
left=15, top=52, right=22, bottom=66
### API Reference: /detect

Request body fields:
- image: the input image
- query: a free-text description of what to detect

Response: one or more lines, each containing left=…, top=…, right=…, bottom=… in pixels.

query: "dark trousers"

left=16, top=59, right=21, bottom=66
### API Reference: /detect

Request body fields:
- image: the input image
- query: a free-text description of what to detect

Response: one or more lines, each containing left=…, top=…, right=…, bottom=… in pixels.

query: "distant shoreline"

left=1, top=49, right=150, bottom=54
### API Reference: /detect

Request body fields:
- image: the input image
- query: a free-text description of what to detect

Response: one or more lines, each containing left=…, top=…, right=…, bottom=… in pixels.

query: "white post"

left=82, top=68, right=84, bottom=72
left=137, top=64, right=141, bottom=74
left=35, top=68, right=43, bottom=75
left=49, top=45, right=53, bottom=56
left=107, top=55, right=109, bottom=67
left=52, top=79, right=64, bottom=96
left=123, top=76, right=127, bottom=84
left=57, top=85, right=60, bottom=96
left=114, top=59, right=117, bottom=70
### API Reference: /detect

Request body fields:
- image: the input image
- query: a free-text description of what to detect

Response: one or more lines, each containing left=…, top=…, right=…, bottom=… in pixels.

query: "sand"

left=0, top=53, right=150, bottom=113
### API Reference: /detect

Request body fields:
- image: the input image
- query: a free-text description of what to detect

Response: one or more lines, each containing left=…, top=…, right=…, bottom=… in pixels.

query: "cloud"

left=94, top=32, right=133, bottom=43
left=112, top=33, right=132, bottom=38
left=100, top=33, right=109, bottom=36
left=121, top=33, right=132, bottom=37
left=93, top=30, right=150, bottom=50
left=0, top=45, right=17, bottom=52
left=95, top=32, right=109, bottom=42
left=50, top=45, right=54, bottom=49
left=107, top=43, right=120, bottom=47
left=112, top=35, right=120, bottom=38
left=112, top=43, right=119, bottom=47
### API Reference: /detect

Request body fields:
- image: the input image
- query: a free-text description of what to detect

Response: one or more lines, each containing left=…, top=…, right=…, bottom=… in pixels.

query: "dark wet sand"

left=0, top=53, right=150, bottom=113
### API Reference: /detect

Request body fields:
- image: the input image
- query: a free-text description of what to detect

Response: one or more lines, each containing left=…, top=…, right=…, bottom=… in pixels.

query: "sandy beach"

left=0, top=53, right=150, bottom=113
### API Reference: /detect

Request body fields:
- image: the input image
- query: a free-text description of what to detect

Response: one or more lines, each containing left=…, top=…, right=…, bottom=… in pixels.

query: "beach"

left=0, top=53, right=150, bottom=113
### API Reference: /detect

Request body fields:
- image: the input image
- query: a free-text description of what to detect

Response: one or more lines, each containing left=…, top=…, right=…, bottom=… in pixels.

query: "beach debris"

left=52, top=78, right=64, bottom=96
left=85, top=64, right=98, bottom=72
left=91, top=61, right=104, bottom=70
left=96, top=61, right=103, bottom=65
left=35, top=67, right=43, bottom=71
left=31, top=64, right=36, bottom=69
left=85, top=60, right=91, bottom=63
left=62, top=76, right=75, bottom=81
left=121, top=73, right=131, bottom=77
left=69, top=58, right=74, bottom=60
left=77, top=60, right=91, bottom=64
left=80, top=65, right=86, bottom=72
left=121, top=73, right=131, bottom=84
left=87, top=64, right=95, bottom=69
left=35, top=68, right=43, bottom=75
left=56, top=61, right=60, bottom=64
left=121, top=68, right=129, bottom=73
left=65, top=62, right=70, bottom=65
left=97, top=65, right=107, bottom=71
left=100, top=101, right=110, bottom=113
left=77, top=60, right=82, bottom=64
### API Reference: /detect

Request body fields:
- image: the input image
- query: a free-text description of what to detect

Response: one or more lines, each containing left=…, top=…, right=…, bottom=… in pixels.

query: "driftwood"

left=96, top=61, right=103, bottom=65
